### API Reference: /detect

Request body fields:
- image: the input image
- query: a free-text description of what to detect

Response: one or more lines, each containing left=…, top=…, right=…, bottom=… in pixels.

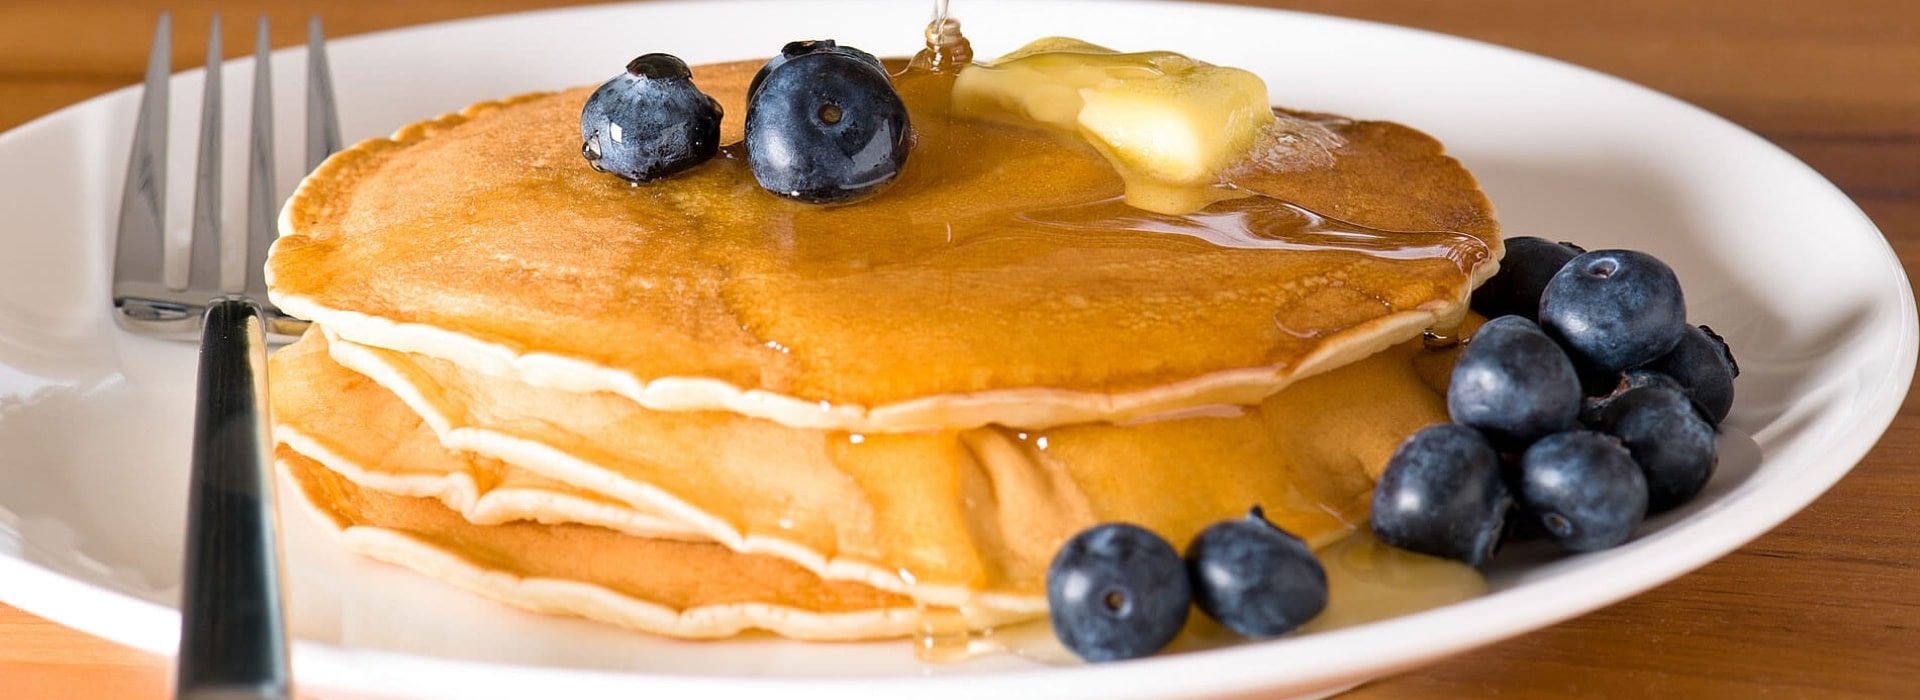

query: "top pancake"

left=269, top=58, right=1499, bottom=432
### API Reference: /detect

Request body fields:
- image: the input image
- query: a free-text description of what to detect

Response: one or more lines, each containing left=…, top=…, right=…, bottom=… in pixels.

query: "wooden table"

left=1, top=1, right=1915, bottom=697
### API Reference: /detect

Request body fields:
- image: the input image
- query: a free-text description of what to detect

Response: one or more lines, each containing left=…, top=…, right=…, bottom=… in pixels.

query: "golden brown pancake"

left=268, top=59, right=1499, bottom=432
left=278, top=451, right=936, bottom=640
left=270, top=331, right=701, bottom=541
left=272, top=326, right=1451, bottom=619
left=273, top=334, right=1024, bottom=639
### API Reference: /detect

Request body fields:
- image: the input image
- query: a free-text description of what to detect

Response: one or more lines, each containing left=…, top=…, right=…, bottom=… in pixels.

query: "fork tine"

left=244, top=16, right=276, bottom=296
left=305, top=17, right=342, bottom=174
left=189, top=13, right=224, bottom=293
left=113, top=12, right=170, bottom=297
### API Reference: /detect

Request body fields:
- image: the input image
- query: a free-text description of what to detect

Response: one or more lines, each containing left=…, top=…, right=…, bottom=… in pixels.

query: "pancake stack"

left=265, top=58, right=1500, bottom=640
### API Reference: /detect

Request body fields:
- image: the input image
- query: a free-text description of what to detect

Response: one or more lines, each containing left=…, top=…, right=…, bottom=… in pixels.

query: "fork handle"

left=177, top=298, right=290, bottom=700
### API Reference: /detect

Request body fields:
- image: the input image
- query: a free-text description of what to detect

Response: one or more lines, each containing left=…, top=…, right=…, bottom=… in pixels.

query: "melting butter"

left=952, top=37, right=1277, bottom=214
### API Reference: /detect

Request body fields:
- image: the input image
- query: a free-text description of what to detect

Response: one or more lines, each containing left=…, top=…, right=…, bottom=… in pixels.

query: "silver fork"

left=113, top=12, right=341, bottom=699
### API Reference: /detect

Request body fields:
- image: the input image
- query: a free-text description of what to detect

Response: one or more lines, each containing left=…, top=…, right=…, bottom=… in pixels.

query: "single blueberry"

left=579, top=53, right=723, bottom=183
left=1578, top=369, right=1687, bottom=426
left=744, top=44, right=910, bottom=204
left=1539, top=249, right=1688, bottom=373
left=1448, top=315, right=1583, bottom=448
left=1645, top=325, right=1739, bottom=425
left=747, top=40, right=887, bottom=103
left=1517, top=431, right=1647, bottom=552
left=1471, top=237, right=1585, bottom=322
left=1600, top=386, right=1718, bottom=512
left=1047, top=523, right=1191, bottom=662
left=1370, top=423, right=1511, bottom=567
left=1186, top=507, right=1329, bottom=637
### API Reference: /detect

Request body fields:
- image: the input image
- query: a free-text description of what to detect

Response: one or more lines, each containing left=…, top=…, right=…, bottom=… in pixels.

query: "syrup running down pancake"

left=268, top=59, right=1498, bottom=433
left=274, top=326, right=1458, bottom=632
left=267, top=40, right=1504, bottom=643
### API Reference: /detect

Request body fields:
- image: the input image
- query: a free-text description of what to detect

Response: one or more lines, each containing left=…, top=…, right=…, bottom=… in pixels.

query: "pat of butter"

left=952, top=38, right=1276, bottom=214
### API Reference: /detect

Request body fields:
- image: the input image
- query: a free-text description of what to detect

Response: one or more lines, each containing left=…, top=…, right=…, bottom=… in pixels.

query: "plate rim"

left=0, top=0, right=1911, bottom=696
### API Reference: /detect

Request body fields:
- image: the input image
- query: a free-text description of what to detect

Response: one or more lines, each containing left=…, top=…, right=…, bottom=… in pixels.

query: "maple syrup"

left=886, top=10, right=1487, bottom=660
left=919, top=0, right=972, bottom=72
left=912, top=603, right=975, bottom=663
left=952, top=532, right=1485, bottom=665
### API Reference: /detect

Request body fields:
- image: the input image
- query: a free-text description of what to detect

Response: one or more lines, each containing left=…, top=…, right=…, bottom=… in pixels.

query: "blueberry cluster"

left=1045, top=508, right=1328, bottom=662
left=579, top=42, right=910, bottom=203
left=1374, top=237, right=1738, bottom=564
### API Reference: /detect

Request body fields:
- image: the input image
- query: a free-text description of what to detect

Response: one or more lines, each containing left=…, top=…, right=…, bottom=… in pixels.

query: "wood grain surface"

left=1, top=1, right=1915, bottom=697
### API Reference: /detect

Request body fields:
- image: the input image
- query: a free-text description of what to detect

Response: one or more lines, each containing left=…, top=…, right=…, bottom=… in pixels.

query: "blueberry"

left=1600, top=386, right=1718, bottom=512
left=1579, top=369, right=1686, bottom=426
left=1471, top=237, right=1585, bottom=322
left=1517, top=431, right=1647, bottom=551
left=745, top=42, right=910, bottom=204
left=1370, top=424, right=1511, bottom=567
left=1645, top=325, right=1739, bottom=425
left=747, top=40, right=886, bottom=104
left=1448, top=316, right=1582, bottom=448
left=1539, top=250, right=1688, bottom=373
left=1186, top=507, right=1329, bottom=637
left=1047, top=523, right=1190, bottom=662
left=579, top=54, right=723, bottom=183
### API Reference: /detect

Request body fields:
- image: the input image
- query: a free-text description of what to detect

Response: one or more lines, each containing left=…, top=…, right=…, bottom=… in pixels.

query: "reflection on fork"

left=110, top=11, right=341, bottom=700
left=112, top=11, right=337, bottom=342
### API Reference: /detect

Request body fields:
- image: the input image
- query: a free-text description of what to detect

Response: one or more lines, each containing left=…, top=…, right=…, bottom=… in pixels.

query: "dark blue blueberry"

left=1186, top=507, right=1328, bottom=637
left=747, top=40, right=886, bottom=103
left=1471, top=237, right=1585, bottom=322
left=744, top=42, right=909, bottom=204
left=1539, top=250, right=1688, bottom=373
left=1579, top=369, right=1686, bottom=426
left=1047, top=523, right=1190, bottom=662
left=1600, top=386, right=1718, bottom=512
left=1370, top=424, right=1511, bottom=567
left=1449, top=315, right=1583, bottom=448
left=1517, top=431, right=1647, bottom=552
left=579, top=53, right=722, bottom=183
left=1645, top=325, right=1739, bottom=425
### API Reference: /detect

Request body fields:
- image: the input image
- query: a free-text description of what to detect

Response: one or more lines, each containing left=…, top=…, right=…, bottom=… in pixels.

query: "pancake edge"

left=322, top=328, right=1056, bottom=616
left=279, top=291, right=1460, bottom=433
left=276, top=423, right=708, bottom=541
left=276, top=451, right=944, bottom=641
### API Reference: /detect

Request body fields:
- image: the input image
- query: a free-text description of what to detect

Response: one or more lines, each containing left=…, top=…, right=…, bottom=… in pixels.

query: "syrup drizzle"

left=869, top=3, right=1491, bottom=658
left=913, top=604, right=974, bottom=663
left=920, top=0, right=972, bottom=71
left=1019, top=198, right=1484, bottom=263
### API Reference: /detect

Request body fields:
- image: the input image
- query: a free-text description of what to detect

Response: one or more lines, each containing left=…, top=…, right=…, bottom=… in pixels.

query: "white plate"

left=0, top=1, right=1909, bottom=697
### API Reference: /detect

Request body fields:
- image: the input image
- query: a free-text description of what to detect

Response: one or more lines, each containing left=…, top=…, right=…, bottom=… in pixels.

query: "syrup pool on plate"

left=948, top=533, right=1485, bottom=664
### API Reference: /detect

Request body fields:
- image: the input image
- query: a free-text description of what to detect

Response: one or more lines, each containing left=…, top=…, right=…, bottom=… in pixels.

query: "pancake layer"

left=271, top=328, right=1453, bottom=618
left=269, top=59, right=1499, bottom=432
left=278, top=450, right=942, bottom=640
